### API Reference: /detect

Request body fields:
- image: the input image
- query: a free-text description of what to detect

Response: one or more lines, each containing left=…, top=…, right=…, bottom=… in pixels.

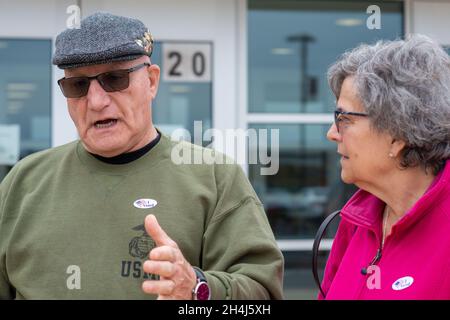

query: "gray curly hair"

left=328, top=34, right=450, bottom=175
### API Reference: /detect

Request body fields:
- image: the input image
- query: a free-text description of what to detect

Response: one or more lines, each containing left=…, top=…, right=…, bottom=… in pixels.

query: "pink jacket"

left=320, top=160, right=450, bottom=299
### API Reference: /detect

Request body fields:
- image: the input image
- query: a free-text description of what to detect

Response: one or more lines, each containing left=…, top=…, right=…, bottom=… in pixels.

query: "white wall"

left=407, top=0, right=450, bottom=45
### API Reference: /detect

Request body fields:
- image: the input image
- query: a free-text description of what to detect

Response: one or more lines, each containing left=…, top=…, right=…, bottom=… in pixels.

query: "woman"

left=320, top=35, right=450, bottom=299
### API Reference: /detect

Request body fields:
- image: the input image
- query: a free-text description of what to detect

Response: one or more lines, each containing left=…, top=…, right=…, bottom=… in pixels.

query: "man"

left=0, top=12, right=283, bottom=299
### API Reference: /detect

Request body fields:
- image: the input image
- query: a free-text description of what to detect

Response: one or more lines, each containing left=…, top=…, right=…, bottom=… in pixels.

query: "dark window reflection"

left=248, top=0, right=403, bottom=114
left=249, top=124, right=357, bottom=239
left=0, top=39, right=52, bottom=182
left=151, top=41, right=212, bottom=146
left=283, top=251, right=330, bottom=299
left=248, top=0, right=402, bottom=299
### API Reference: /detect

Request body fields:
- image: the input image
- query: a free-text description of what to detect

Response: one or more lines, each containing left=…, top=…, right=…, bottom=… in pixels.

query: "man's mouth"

left=338, top=152, right=349, bottom=159
left=94, top=119, right=118, bottom=129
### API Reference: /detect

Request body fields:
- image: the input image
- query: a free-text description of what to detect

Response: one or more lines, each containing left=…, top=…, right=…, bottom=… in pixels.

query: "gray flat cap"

left=53, top=12, right=154, bottom=69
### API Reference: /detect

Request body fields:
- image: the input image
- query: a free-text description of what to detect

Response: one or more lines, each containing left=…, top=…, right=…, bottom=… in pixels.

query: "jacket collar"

left=340, top=160, right=449, bottom=232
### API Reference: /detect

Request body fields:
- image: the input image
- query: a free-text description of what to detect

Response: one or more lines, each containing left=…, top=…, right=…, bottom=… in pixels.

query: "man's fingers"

left=145, top=214, right=177, bottom=247
left=148, top=246, right=177, bottom=262
left=142, top=280, right=175, bottom=296
left=143, top=260, right=175, bottom=278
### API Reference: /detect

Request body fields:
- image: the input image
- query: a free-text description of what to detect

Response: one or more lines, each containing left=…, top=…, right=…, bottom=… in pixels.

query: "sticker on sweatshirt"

left=392, top=276, right=414, bottom=291
left=133, top=198, right=157, bottom=209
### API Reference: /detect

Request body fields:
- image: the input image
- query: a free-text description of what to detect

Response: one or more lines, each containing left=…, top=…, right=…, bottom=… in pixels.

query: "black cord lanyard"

left=312, top=210, right=384, bottom=298
left=312, top=210, right=340, bottom=298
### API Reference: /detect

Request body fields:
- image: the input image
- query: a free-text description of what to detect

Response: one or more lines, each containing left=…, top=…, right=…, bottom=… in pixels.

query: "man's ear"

left=390, top=138, right=406, bottom=158
left=148, top=64, right=160, bottom=99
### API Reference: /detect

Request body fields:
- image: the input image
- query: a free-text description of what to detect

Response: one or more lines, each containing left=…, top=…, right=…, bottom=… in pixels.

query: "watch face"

left=195, top=282, right=211, bottom=300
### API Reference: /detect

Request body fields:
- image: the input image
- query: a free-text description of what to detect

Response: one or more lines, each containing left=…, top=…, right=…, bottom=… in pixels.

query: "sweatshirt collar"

left=90, top=131, right=161, bottom=164
left=76, top=128, right=169, bottom=174
left=340, top=160, right=449, bottom=232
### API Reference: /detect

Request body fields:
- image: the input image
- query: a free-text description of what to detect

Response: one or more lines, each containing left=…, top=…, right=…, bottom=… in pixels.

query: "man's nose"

left=326, top=122, right=342, bottom=143
left=86, top=79, right=111, bottom=111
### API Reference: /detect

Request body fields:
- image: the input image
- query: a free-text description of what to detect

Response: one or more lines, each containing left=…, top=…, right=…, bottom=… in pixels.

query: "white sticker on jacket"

left=392, top=276, right=414, bottom=291
left=133, top=199, right=157, bottom=209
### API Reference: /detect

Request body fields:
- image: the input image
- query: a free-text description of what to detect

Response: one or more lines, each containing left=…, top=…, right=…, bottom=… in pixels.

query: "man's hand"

left=141, top=214, right=197, bottom=300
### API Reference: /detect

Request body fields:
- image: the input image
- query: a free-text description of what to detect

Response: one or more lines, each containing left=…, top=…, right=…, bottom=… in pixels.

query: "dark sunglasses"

left=334, top=109, right=368, bottom=133
left=57, top=63, right=150, bottom=98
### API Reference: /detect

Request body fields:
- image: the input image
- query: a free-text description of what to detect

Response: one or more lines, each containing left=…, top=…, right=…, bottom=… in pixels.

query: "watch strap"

left=192, top=267, right=211, bottom=300
left=193, top=267, right=207, bottom=283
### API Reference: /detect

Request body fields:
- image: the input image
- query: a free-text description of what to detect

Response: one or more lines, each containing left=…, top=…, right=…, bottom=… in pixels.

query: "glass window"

left=249, top=123, right=353, bottom=299
left=0, top=39, right=52, bottom=182
left=283, top=250, right=331, bottom=299
left=151, top=41, right=212, bottom=145
left=248, top=0, right=403, bottom=299
left=248, top=0, right=403, bottom=113
left=444, top=46, right=450, bottom=56
left=249, top=123, right=357, bottom=239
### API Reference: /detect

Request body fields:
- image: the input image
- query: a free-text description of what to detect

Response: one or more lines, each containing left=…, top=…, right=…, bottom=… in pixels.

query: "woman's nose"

left=326, top=123, right=341, bottom=142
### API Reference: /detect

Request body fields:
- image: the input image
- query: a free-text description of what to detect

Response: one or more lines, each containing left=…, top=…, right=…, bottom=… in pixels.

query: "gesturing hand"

left=141, top=214, right=197, bottom=300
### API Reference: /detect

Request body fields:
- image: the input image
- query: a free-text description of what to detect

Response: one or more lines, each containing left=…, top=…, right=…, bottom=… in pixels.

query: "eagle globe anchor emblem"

left=129, top=224, right=155, bottom=259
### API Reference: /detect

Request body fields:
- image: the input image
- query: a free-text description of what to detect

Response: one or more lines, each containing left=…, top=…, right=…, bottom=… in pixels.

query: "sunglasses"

left=57, top=63, right=150, bottom=98
left=334, top=109, right=368, bottom=133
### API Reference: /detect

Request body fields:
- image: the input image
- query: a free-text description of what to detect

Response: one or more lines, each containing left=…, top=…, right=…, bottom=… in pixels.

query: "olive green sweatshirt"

left=0, top=133, right=284, bottom=299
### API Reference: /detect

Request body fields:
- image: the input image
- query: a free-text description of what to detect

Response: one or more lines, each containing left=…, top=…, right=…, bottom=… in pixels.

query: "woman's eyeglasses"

left=334, top=110, right=368, bottom=133
left=57, top=63, right=150, bottom=98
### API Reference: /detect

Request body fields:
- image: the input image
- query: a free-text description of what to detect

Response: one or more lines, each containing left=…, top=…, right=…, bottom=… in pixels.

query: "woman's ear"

left=390, top=138, right=406, bottom=158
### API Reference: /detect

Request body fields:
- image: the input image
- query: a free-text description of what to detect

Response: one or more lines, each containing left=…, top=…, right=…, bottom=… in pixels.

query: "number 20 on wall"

left=162, top=42, right=212, bottom=83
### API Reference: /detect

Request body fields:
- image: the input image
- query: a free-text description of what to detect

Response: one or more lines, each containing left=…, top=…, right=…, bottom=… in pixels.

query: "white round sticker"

left=133, top=198, right=157, bottom=209
left=392, top=276, right=414, bottom=291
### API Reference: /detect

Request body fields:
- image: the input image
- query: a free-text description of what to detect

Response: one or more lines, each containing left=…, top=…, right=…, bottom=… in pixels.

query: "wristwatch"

left=192, top=267, right=211, bottom=300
